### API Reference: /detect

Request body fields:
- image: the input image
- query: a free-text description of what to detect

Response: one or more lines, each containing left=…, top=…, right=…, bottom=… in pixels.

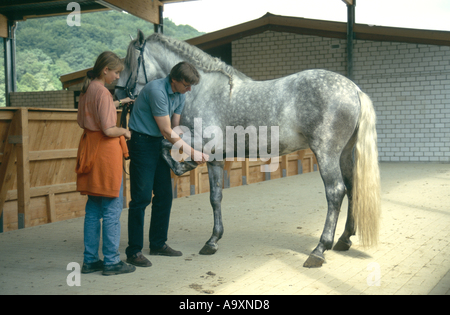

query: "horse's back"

left=183, top=69, right=362, bottom=158
left=240, top=69, right=361, bottom=155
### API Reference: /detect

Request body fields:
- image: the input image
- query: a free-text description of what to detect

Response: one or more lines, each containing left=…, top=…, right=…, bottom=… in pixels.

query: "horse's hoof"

left=199, top=243, right=218, bottom=255
left=333, top=238, right=352, bottom=251
left=172, top=167, right=186, bottom=176
left=303, top=254, right=324, bottom=268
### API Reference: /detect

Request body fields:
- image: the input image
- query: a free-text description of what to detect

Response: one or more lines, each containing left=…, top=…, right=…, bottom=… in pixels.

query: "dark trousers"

left=125, top=131, right=173, bottom=257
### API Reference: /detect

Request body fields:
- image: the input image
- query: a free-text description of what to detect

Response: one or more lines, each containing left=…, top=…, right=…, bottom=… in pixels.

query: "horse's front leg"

left=199, top=160, right=225, bottom=255
left=161, top=139, right=198, bottom=176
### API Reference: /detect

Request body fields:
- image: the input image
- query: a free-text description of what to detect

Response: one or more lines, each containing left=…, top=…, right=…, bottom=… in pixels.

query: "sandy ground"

left=0, top=162, right=449, bottom=295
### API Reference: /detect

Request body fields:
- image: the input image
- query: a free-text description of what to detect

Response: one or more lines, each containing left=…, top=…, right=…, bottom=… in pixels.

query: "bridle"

left=116, top=40, right=149, bottom=99
left=116, top=40, right=150, bottom=130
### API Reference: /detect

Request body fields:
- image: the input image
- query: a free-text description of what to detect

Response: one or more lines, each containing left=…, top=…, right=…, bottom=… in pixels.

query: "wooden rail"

left=170, top=150, right=318, bottom=198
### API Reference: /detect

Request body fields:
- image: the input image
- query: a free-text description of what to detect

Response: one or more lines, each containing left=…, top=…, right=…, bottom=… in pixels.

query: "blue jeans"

left=125, top=131, right=173, bottom=257
left=83, top=180, right=123, bottom=266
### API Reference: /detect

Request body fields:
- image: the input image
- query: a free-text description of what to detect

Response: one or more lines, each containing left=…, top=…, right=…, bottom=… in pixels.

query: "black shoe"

left=81, top=260, right=103, bottom=274
left=102, top=261, right=136, bottom=276
left=127, top=252, right=152, bottom=267
left=150, top=244, right=182, bottom=257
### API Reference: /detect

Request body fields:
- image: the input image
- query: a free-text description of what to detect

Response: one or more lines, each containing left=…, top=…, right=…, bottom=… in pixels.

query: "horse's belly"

left=278, top=131, right=309, bottom=156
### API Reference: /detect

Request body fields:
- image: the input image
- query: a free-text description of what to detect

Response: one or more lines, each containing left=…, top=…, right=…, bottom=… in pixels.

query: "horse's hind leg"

left=199, top=160, right=225, bottom=255
left=333, top=138, right=357, bottom=251
left=303, top=154, right=346, bottom=268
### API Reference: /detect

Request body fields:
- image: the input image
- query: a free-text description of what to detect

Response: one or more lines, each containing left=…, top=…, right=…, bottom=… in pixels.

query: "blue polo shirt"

left=129, top=76, right=186, bottom=137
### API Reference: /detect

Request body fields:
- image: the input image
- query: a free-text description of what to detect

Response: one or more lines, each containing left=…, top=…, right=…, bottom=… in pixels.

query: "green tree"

left=16, top=49, right=56, bottom=92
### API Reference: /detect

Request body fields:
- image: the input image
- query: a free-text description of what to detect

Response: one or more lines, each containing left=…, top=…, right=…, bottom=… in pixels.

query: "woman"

left=76, top=51, right=135, bottom=276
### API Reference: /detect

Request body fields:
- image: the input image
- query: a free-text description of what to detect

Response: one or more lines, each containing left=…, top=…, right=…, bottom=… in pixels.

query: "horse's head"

left=115, top=30, right=160, bottom=100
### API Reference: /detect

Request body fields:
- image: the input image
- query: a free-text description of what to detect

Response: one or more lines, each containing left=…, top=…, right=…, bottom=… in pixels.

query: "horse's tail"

left=352, top=91, right=381, bottom=248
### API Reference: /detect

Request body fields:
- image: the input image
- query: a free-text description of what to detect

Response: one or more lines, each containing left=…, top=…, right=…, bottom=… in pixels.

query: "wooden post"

left=171, top=172, right=178, bottom=199
left=242, top=158, right=249, bottom=185
left=190, top=168, right=198, bottom=195
left=298, top=150, right=305, bottom=174
left=15, top=108, right=30, bottom=229
left=46, top=193, right=56, bottom=223
left=264, top=160, right=271, bottom=181
left=154, top=3, right=164, bottom=33
left=223, top=161, right=231, bottom=188
left=198, top=171, right=202, bottom=195
left=0, top=111, right=19, bottom=220
left=281, top=155, right=288, bottom=177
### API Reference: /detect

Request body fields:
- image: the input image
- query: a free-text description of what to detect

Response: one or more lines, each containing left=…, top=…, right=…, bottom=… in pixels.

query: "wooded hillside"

left=0, top=10, right=205, bottom=106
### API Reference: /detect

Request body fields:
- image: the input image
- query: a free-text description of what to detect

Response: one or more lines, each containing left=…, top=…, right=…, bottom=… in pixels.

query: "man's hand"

left=192, top=149, right=209, bottom=164
left=154, top=115, right=209, bottom=164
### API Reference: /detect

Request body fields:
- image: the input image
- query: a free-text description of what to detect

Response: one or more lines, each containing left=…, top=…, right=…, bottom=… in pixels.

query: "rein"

left=116, top=40, right=149, bottom=144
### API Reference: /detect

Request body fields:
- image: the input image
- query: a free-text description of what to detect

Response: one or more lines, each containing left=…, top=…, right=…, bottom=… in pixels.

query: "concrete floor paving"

left=0, top=163, right=449, bottom=296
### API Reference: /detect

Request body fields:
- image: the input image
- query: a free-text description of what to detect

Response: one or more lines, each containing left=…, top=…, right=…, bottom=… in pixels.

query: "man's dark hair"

left=169, top=61, right=200, bottom=85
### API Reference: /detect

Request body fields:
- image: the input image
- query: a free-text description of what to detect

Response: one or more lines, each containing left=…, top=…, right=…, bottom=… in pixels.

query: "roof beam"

left=0, top=13, right=7, bottom=38
left=188, top=12, right=450, bottom=50
left=97, top=0, right=162, bottom=24
left=1, top=2, right=108, bottom=22
left=0, top=0, right=60, bottom=8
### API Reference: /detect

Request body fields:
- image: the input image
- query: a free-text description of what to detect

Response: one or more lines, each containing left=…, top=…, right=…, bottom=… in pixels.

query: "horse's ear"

left=137, top=29, right=145, bottom=46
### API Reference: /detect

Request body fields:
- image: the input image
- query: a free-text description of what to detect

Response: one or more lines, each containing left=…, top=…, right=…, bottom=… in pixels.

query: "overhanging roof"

left=60, top=12, right=450, bottom=90
left=187, top=12, right=450, bottom=50
left=0, top=0, right=195, bottom=36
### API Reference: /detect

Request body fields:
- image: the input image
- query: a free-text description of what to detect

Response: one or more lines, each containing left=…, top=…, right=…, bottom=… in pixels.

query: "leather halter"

left=116, top=40, right=149, bottom=99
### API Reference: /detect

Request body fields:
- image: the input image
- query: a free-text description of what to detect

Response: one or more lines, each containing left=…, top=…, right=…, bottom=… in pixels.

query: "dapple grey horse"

left=115, top=31, right=381, bottom=268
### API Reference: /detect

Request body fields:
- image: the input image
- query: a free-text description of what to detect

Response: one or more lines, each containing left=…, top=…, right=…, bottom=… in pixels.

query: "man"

left=126, top=62, right=208, bottom=267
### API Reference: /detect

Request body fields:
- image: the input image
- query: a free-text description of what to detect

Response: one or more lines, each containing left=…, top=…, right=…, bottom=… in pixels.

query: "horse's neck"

left=147, top=44, right=180, bottom=78
left=146, top=40, right=252, bottom=94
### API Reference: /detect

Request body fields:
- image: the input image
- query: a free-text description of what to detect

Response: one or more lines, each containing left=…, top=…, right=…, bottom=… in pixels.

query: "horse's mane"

left=124, top=32, right=249, bottom=84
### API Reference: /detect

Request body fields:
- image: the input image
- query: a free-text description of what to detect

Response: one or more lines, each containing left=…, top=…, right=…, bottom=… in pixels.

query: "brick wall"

left=10, top=90, right=74, bottom=109
left=354, top=41, right=450, bottom=162
left=233, top=32, right=347, bottom=80
left=232, top=31, right=450, bottom=162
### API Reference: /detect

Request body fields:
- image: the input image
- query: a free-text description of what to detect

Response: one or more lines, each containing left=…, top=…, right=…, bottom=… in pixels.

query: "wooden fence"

left=170, top=150, right=318, bottom=198
left=0, top=108, right=85, bottom=232
left=0, top=107, right=317, bottom=232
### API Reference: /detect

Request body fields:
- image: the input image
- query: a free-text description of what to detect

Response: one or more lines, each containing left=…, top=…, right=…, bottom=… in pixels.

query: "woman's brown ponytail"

left=81, top=51, right=124, bottom=94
